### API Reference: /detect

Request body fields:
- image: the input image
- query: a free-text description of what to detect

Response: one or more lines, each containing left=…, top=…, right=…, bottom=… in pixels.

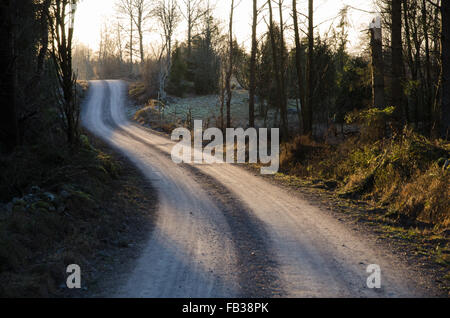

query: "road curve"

left=82, top=80, right=431, bottom=298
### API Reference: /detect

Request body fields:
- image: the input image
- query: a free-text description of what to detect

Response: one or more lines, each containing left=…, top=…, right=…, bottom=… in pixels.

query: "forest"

left=0, top=0, right=449, bottom=298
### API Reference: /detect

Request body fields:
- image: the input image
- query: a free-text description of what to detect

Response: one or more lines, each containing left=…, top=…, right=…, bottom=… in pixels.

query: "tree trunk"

left=130, top=14, right=133, bottom=75
left=293, top=0, right=307, bottom=134
left=278, top=0, right=288, bottom=137
left=403, top=0, right=417, bottom=124
left=441, top=0, right=450, bottom=139
left=225, top=0, right=234, bottom=129
left=305, top=0, right=314, bottom=136
left=187, top=2, right=192, bottom=59
left=138, top=17, right=144, bottom=65
left=370, top=16, right=385, bottom=109
left=0, top=0, right=19, bottom=152
left=391, top=0, right=405, bottom=124
left=422, top=0, right=432, bottom=131
left=248, top=0, right=257, bottom=128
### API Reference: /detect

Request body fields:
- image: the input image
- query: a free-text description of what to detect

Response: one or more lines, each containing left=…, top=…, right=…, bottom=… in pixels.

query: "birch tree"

left=154, top=0, right=181, bottom=101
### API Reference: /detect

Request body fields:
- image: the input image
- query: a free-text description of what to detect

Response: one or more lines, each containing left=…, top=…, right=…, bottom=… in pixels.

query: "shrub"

left=345, top=106, right=395, bottom=141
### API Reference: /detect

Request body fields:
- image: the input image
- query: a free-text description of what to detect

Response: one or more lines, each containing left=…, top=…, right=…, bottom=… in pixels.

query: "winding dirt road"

left=82, top=80, right=434, bottom=298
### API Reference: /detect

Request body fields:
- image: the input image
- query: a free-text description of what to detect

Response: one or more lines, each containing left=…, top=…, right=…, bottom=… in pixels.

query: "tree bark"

left=370, top=17, right=385, bottom=109
left=248, top=0, right=257, bottom=128
left=305, top=0, right=314, bottom=136
left=225, top=0, right=234, bottom=129
left=422, top=0, right=432, bottom=131
left=391, top=0, right=405, bottom=124
left=130, top=13, right=133, bottom=74
left=277, top=0, right=288, bottom=137
left=293, top=0, right=307, bottom=134
left=441, top=0, right=450, bottom=139
left=0, top=0, right=19, bottom=152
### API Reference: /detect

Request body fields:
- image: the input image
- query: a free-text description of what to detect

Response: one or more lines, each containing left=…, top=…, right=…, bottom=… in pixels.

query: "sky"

left=74, top=0, right=378, bottom=54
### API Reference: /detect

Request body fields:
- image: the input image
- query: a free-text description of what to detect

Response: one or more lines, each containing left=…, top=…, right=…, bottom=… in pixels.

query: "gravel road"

left=81, top=80, right=434, bottom=298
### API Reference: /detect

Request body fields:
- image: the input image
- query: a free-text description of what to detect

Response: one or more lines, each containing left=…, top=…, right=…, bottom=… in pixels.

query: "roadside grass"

left=278, top=129, right=449, bottom=231
left=0, top=133, right=157, bottom=297
left=128, top=82, right=301, bottom=132
left=0, top=81, right=157, bottom=297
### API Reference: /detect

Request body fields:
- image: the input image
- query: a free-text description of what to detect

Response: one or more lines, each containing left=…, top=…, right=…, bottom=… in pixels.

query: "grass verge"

left=0, top=134, right=157, bottom=297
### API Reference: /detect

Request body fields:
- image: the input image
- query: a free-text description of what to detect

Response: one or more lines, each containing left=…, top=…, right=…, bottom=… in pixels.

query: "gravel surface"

left=82, top=80, right=439, bottom=298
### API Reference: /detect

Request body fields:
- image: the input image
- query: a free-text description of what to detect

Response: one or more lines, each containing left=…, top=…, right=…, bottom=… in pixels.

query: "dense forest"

left=0, top=0, right=449, bottom=297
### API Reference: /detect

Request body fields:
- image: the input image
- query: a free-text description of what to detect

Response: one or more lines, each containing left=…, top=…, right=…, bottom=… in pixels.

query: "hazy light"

left=74, top=0, right=376, bottom=52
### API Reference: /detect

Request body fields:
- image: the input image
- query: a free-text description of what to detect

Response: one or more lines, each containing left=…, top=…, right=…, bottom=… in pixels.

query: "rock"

left=43, top=192, right=56, bottom=202
left=60, top=190, right=71, bottom=199
left=12, top=197, right=24, bottom=205
left=57, top=205, right=66, bottom=213
left=31, top=186, right=41, bottom=194
left=6, top=202, right=13, bottom=213
left=24, top=194, right=36, bottom=203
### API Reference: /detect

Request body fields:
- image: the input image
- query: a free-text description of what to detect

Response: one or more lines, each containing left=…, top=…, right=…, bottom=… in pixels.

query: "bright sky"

left=74, top=0, right=377, bottom=54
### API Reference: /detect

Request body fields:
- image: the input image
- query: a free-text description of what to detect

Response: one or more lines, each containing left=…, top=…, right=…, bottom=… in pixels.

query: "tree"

left=154, top=0, right=181, bottom=101
left=49, top=0, right=79, bottom=146
left=116, top=0, right=135, bottom=74
left=277, top=0, right=288, bottom=136
left=191, top=11, right=222, bottom=95
left=370, top=16, right=385, bottom=109
left=391, top=0, right=405, bottom=124
left=0, top=0, right=19, bottom=152
left=132, top=0, right=152, bottom=65
left=267, top=0, right=288, bottom=137
left=225, top=0, right=235, bottom=129
left=305, top=0, right=314, bottom=136
left=292, top=0, right=307, bottom=134
left=441, top=0, right=449, bottom=139
left=179, top=0, right=205, bottom=59
left=248, top=0, right=258, bottom=128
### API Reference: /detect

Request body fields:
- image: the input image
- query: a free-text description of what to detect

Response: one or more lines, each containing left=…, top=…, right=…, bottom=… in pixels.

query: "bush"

left=345, top=106, right=395, bottom=141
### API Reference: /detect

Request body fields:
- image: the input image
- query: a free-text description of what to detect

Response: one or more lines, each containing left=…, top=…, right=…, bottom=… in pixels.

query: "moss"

left=444, top=272, right=450, bottom=281
left=34, top=201, right=52, bottom=211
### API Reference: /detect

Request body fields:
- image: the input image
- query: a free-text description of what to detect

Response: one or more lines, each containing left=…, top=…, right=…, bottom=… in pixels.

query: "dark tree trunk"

left=277, top=0, right=288, bottom=137
left=0, top=0, right=19, bottom=153
left=225, top=0, right=234, bottom=129
left=248, top=0, right=257, bottom=128
left=422, top=0, right=432, bottom=131
left=292, top=0, right=307, bottom=133
left=305, top=0, right=314, bottom=136
left=130, top=14, right=133, bottom=75
left=441, top=0, right=450, bottom=139
left=267, top=0, right=283, bottom=134
left=403, top=0, right=417, bottom=124
left=391, top=0, right=406, bottom=124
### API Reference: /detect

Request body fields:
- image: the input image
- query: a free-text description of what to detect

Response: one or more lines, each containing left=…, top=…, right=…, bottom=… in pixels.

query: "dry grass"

left=279, top=129, right=450, bottom=230
left=0, top=134, right=156, bottom=297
